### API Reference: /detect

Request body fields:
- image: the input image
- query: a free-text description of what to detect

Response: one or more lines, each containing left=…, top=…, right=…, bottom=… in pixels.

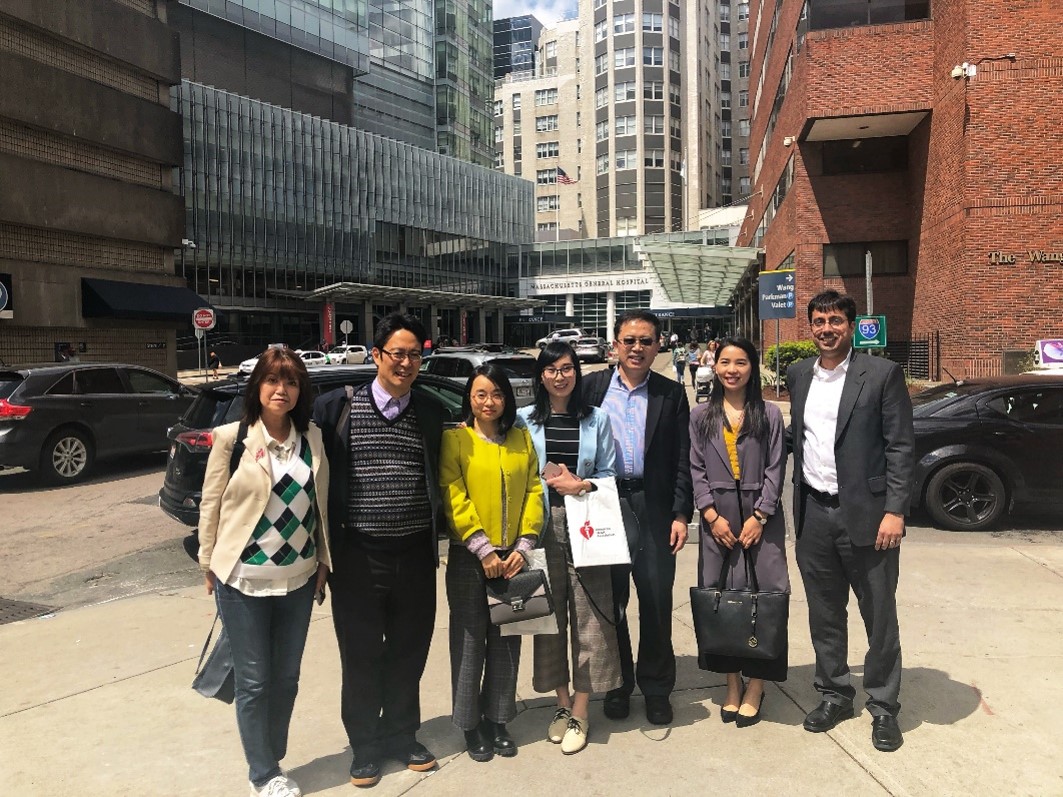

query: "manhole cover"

left=0, top=598, right=54, bottom=626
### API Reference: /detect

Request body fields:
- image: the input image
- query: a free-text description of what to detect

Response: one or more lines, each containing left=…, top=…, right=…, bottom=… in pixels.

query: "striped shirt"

left=544, top=412, right=580, bottom=506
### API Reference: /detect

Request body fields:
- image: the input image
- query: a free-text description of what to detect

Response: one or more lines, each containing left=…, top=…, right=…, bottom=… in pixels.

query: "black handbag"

left=192, top=613, right=235, bottom=703
left=689, top=486, right=788, bottom=660
left=485, top=569, right=554, bottom=625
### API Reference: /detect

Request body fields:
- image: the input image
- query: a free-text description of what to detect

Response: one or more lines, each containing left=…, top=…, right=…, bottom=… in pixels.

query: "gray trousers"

left=795, top=494, right=902, bottom=717
left=533, top=506, right=622, bottom=695
left=446, top=544, right=521, bottom=731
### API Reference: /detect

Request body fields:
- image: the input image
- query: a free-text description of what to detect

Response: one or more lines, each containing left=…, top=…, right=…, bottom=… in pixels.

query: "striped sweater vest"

left=347, top=385, right=432, bottom=538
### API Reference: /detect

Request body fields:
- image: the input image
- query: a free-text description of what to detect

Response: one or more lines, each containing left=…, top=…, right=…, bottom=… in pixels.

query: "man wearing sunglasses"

left=313, top=313, right=447, bottom=787
left=581, top=310, right=693, bottom=725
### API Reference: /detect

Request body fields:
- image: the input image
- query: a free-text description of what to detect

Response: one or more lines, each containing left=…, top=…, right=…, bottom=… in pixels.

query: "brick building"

left=734, top=0, right=1063, bottom=379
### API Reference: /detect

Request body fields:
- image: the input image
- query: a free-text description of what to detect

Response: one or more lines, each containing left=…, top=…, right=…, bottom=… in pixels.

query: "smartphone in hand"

left=541, top=461, right=563, bottom=480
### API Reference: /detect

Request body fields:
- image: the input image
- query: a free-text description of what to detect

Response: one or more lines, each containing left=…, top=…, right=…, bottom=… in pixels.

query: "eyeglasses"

left=543, top=364, right=576, bottom=378
left=471, top=390, right=505, bottom=403
left=619, top=336, right=657, bottom=348
left=810, top=316, right=850, bottom=330
left=379, top=348, right=423, bottom=363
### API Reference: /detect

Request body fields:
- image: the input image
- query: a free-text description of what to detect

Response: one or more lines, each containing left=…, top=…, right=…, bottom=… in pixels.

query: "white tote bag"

left=563, top=478, right=631, bottom=568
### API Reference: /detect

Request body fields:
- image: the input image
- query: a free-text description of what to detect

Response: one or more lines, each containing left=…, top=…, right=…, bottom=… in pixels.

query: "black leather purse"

left=192, top=613, right=235, bottom=703
left=690, top=548, right=788, bottom=660
left=485, top=569, right=554, bottom=625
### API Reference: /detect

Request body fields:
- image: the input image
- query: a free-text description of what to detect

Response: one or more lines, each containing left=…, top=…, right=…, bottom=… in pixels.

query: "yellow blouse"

left=723, top=421, right=741, bottom=479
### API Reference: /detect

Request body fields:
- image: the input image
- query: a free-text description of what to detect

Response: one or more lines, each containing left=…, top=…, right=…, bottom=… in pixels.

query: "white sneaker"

left=561, top=716, right=589, bottom=755
left=249, top=775, right=297, bottom=797
left=548, top=706, right=572, bottom=743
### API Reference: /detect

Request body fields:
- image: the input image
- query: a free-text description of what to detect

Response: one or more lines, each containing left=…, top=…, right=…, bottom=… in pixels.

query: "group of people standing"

left=197, top=289, right=914, bottom=796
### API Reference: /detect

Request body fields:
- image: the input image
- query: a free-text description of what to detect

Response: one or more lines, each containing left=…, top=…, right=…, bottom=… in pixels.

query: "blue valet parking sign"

left=854, top=315, right=887, bottom=349
left=758, top=269, right=796, bottom=320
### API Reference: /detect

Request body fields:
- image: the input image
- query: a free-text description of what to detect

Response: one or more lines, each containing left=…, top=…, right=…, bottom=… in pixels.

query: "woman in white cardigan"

left=198, top=347, right=331, bottom=797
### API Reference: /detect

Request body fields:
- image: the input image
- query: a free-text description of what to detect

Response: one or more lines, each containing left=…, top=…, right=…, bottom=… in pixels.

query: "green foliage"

left=763, top=340, right=818, bottom=375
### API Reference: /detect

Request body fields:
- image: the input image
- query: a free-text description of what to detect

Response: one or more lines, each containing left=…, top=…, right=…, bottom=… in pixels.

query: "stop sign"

left=192, top=308, right=216, bottom=330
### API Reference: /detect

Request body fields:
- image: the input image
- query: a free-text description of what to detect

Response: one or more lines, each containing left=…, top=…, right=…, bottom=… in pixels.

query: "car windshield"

left=577, top=338, right=599, bottom=345
left=910, top=382, right=989, bottom=416
left=492, top=359, right=536, bottom=380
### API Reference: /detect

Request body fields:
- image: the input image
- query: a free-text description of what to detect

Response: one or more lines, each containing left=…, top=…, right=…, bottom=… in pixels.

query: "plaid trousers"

left=533, top=505, right=622, bottom=695
left=446, top=544, right=522, bottom=731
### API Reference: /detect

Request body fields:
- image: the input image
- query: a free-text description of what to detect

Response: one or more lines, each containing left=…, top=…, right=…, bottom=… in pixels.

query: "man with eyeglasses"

left=313, top=313, right=446, bottom=787
left=581, top=310, right=692, bottom=725
left=786, top=290, right=914, bottom=753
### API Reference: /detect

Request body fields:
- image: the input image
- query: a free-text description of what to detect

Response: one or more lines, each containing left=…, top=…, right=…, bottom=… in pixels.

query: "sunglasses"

left=619, top=336, right=657, bottom=347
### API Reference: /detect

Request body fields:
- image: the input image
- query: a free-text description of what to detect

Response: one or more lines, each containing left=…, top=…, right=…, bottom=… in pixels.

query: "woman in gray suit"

left=689, top=337, right=787, bottom=728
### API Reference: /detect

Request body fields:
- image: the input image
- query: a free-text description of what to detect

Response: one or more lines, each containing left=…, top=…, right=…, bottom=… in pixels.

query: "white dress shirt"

left=801, top=349, right=853, bottom=495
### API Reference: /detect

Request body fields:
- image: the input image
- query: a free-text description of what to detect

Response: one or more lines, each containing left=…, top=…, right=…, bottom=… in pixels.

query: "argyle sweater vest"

left=236, top=435, right=318, bottom=579
left=347, top=385, right=432, bottom=539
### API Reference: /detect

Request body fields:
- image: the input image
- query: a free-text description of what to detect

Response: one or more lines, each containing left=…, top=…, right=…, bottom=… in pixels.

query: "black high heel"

left=721, top=678, right=745, bottom=723
left=736, top=690, right=766, bottom=728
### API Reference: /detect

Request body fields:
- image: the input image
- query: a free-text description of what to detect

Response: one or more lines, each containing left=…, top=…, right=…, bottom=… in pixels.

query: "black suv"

left=0, top=363, right=196, bottom=483
left=159, top=365, right=465, bottom=526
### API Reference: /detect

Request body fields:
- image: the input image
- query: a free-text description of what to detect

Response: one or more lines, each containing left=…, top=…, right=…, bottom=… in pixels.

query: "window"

left=537, top=221, right=558, bottom=232
left=615, top=115, right=637, bottom=135
left=493, top=99, right=503, bottom=116
left=596, top=153, right=610, bottom=174
left=615, top=149, right=637, bottom=170
left=614, top=81, right=636, bottom=102
left=669, top=84, right=681, bottom=104
left=739, top=61, right=750, bottom=78
left=545, top=41, right=557, bottom=59
left=617, top=216, right=639, bottom=236
left=739, top=32, right=748, bottom=49
left=535, top=88, right=558, bottom=106
left=494, top=152, right=504, bottom=169
left=126, top=369, right=177, bottom=394
left=595, top=53, right=608, bottom=74
left=739, top=147, right=749, bottom=165
left=739, top=176, right=751, bottom=193
left=596, top=120, right=609, bottom=141
left=822, top=137, right=909, bottom=175
left=595, top=19, right=608, bottom=41
left=670, top=150, right=683, bottom=171
left=669, top=117, right=681, bottom=139
left=669, top=51, right=680, bottom=71
left=719, top=32, right=730, bottom=48
left=718, top=3, right=730, bottom=21
left=721, top=91, right=731, bottom=109
left=720, top=62, right=731, bottom=80
left=644, top=149, right=665, bottom=167
left=512, top=94, right=521, bottom=109
left=536, top=168, right=557, bottom=184
left=668, top=16, right=680, bottom=38
left=722, top=119, right=732, bottom=137
left=513, top=120, right=522, bottom=134
left=536, top=115, right=559, bottom=132
left=739, top=119, right=750, bottom=135
left=595, top=86, right=609, bottom=108
left=643, top=12, right=663, bottom=31
left=537, top=195, right=560, bottom=211
left=536, top=141, right=559, bottom=158
left=721, top=148, right=732, bottom=165
left=494, top=126, right=503, bottom=143
left=644, top=81, right=665, bottom=99
left=823, top=241, right=908, bottom=277
left=644, top=115, right=665, bottom=133
left=738, top=2, right=750, bottom=21
left=987, top=388, right=1063, bottom=424
left=644, top=46, right=664, bottom=66
left=615, top=47, right=636, bottom=68
left=613, top=13, right=635, bottom=34
left=75, top=368, right=125, bottom=394
left=594, top=0, right=606, bottom=8
left=739, top=90, right=749, bottom=108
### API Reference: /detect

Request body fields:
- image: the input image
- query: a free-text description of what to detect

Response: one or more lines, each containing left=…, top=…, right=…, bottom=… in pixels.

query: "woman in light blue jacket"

left=517, top=341, right=621, bottom=755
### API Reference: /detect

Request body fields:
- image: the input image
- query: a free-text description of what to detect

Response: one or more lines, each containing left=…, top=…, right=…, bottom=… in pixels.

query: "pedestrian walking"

left=672, top=344, right=686, bottom=385
left=208, top=350, right=221, bottom=380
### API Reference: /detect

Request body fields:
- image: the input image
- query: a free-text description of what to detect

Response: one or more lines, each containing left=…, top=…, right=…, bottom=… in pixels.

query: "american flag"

left=556, top=167, right=577, bottom=185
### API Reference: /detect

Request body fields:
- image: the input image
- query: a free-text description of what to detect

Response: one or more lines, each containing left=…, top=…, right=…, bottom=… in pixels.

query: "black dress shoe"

left=735, top=691, right=765, bottom=728
left=387, top=741, right=437, bottom=772
left=603, top=690, right=631, bottom=720
left=871, top=715, right=903, bottom=752
left=644, top=695, right=673, bottom=725
left=803, top=700, right=855, bottom=733
left=349, top=750, right=382, bottom=788
left=481, top=719, right=518, bottom=757
left=464, top=728, right=493, bottom=763
left=721, top=679, right=746, bottom=723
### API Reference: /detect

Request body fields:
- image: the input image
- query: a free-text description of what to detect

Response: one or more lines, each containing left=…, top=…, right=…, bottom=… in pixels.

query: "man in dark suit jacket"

left=786, top=290, right=914, bottom=752
left=583, top=310, right=693, bottom=725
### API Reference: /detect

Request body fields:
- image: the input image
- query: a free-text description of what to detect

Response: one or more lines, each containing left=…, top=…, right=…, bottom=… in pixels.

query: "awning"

left=82, top=278, right=211, bottom=321
left=272, top=281, right=546, bottom=310
left=633, top=243, right=761, bottom=307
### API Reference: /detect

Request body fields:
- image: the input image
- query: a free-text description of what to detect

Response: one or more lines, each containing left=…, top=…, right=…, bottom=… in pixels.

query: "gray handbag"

left=485, top=569, right=553, bottom=625
left=191, top=613, right=235, bottom=703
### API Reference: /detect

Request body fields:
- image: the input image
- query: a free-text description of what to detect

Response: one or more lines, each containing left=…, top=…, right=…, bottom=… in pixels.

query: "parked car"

left=295, top=349, right=330, bottom=367
left=0, top=363, right=197, bottom=483
left=574, top=337, right=608, bottom=363
left=419, top=350, right=538, bottom=406
left=159, top=365, right=465, bottom=527
left=328, top=344, right=369, bottom=364
left=238, top=354, right=261, bottom=375
left=535, top=328, right=587, bottom=349
left=910, top=375, right=1063, bottom=530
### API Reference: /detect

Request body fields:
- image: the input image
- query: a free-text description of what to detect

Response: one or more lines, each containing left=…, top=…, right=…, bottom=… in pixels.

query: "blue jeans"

left=215, top=578, right=315, bottom=787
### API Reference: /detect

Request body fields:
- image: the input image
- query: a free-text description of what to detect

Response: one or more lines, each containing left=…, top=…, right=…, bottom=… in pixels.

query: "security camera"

left=950, top=65, right=964, bottom=79
left=782, top=136, right=795, bottom=146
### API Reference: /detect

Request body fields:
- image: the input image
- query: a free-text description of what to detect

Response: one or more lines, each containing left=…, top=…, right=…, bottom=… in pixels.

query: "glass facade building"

left=435, top=0, right=496, bottom=167
left=493, top=15, right=544, bottom=79
left=175, top=80, right=533, bottom=343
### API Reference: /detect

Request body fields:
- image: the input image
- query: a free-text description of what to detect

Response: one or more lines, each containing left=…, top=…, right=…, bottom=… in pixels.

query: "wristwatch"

left=753, top=511, right=768, bottom=526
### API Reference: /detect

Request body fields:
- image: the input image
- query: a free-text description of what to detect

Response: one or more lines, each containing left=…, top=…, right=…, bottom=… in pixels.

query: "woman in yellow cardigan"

left=440, top=362, right=544, bottom=763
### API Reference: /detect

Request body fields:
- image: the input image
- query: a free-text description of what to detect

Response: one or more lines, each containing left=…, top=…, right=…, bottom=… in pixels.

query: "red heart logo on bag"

left=580, top=521, right=594, bottom=540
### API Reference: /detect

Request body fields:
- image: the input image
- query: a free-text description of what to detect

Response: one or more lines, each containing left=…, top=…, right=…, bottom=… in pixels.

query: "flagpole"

left=555, top=174, right=560, bottom=242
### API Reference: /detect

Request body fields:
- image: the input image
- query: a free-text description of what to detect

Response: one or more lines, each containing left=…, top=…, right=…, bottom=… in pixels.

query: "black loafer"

left=645, top=695, right=673, bottom=725
left=871, top=715, right=903, bottom=752
left=349, top=751, right=381, bottom=788
left=464, top=728, right=493, bottom=763
left=387, top=741, right=437, bottom=772
left=603, top=690, right=631, bottom=720
left=482, top=719, right=518, bottom=757
left=803, top=700, right=855, bottom=733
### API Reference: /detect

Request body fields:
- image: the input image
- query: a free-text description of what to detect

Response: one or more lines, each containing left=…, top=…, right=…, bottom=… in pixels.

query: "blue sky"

left=493, top=0, right=578, bottom=24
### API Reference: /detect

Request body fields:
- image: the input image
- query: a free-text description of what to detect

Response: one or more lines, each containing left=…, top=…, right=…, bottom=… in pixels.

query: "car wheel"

left=41, top=427, right=95, bottom=484
left=924, top=462, right=1006, bottom=531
